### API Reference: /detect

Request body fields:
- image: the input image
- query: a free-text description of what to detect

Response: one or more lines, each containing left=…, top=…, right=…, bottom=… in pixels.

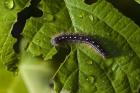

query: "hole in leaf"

left=84, top=0, right=97, bottom=5
left=107, top=0, right=140, bottom=26
left=11, top=0, right=43, bottom=53
left=52, top=46, right=71, bottom=62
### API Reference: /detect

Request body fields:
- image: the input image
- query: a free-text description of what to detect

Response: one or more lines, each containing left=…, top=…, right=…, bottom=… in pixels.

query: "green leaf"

left=135, top=0, right=140, bottom=4
left=23, top=0, right=72, bottom=57
left=0, top=0, right=29, bottom=91
left=1, top=0, right=140, bottom=93
left=0, top=61, right=28, bottom=93
left=53, top=0, right=140, bottom=93
left=0, top=0, right=29, bottom=90
left=19, top=54, right=55, bottom=93
left=0, top=0, right=29, bottom=70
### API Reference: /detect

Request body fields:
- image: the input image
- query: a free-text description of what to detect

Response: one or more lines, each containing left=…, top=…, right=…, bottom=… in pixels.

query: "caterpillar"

left=51, top=33, right=109, bottom=58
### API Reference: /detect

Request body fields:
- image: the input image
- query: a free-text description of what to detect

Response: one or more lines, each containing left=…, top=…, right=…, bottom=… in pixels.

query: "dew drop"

left=89, top=15, right=93, bottom=21
left=86, top=76, right=95, bottom=84
left=36, top=39, right=41, bottom=43
left=112, top=64, right=119, bottom=71
left=44, top=14, right=54, bottom=22
left=4, top=0, right=14, bottom=9
left=87, top=61, right=93, bottom=64
left=102, top=80, right=105, bottom=83
left=79, top=15, right=83, bottom=18
left=79, top=13, right=85, bottom=18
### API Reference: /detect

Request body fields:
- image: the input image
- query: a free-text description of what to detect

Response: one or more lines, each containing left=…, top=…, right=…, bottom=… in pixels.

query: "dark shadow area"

left=9, top=0, right=43, bottom=72
left=50, top=46, right=71, bottom=81
left=52, top=47, right=78, bottom=92
left=48, top=80, right=54, bottom=88
left=5, top=58, right=18, bottom=72
left=11, top=0, right=43, bottom=53
left=86, top=35, right=129, bottom=58
left=106, top=0, right=140, bottom=26
left=84, top=0, right=97, bottom=5
left=51, top=34, right=125, bottom=58
left=52, top=46, right=71, bottom=62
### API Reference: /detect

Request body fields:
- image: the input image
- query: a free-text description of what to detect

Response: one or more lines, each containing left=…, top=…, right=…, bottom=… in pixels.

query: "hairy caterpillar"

left=51, top=33, right=108, bottom=58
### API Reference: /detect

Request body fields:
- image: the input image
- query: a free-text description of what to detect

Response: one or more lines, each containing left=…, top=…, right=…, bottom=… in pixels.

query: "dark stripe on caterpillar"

left=51, top=33, right=109, bottom=58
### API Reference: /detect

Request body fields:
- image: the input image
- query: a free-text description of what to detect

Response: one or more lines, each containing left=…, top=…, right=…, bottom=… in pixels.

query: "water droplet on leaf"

left=89, top=15, right=93, bottom=21
left=112, top=64, right=118, bottom=71
left=4, top=0, right=14, bottom=9
left=102, top=80, right=105, bottom=83
left=79, top=13, right=85, bottom=18
left=86, top=76, right=95, bottom=83
left=79, top=15, right=83, bottom=18
left=36, top=39, right=41, bottom=43
left=44, top=14, right=54, bottom=22
left=87, top=61, right=93, bottom=64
